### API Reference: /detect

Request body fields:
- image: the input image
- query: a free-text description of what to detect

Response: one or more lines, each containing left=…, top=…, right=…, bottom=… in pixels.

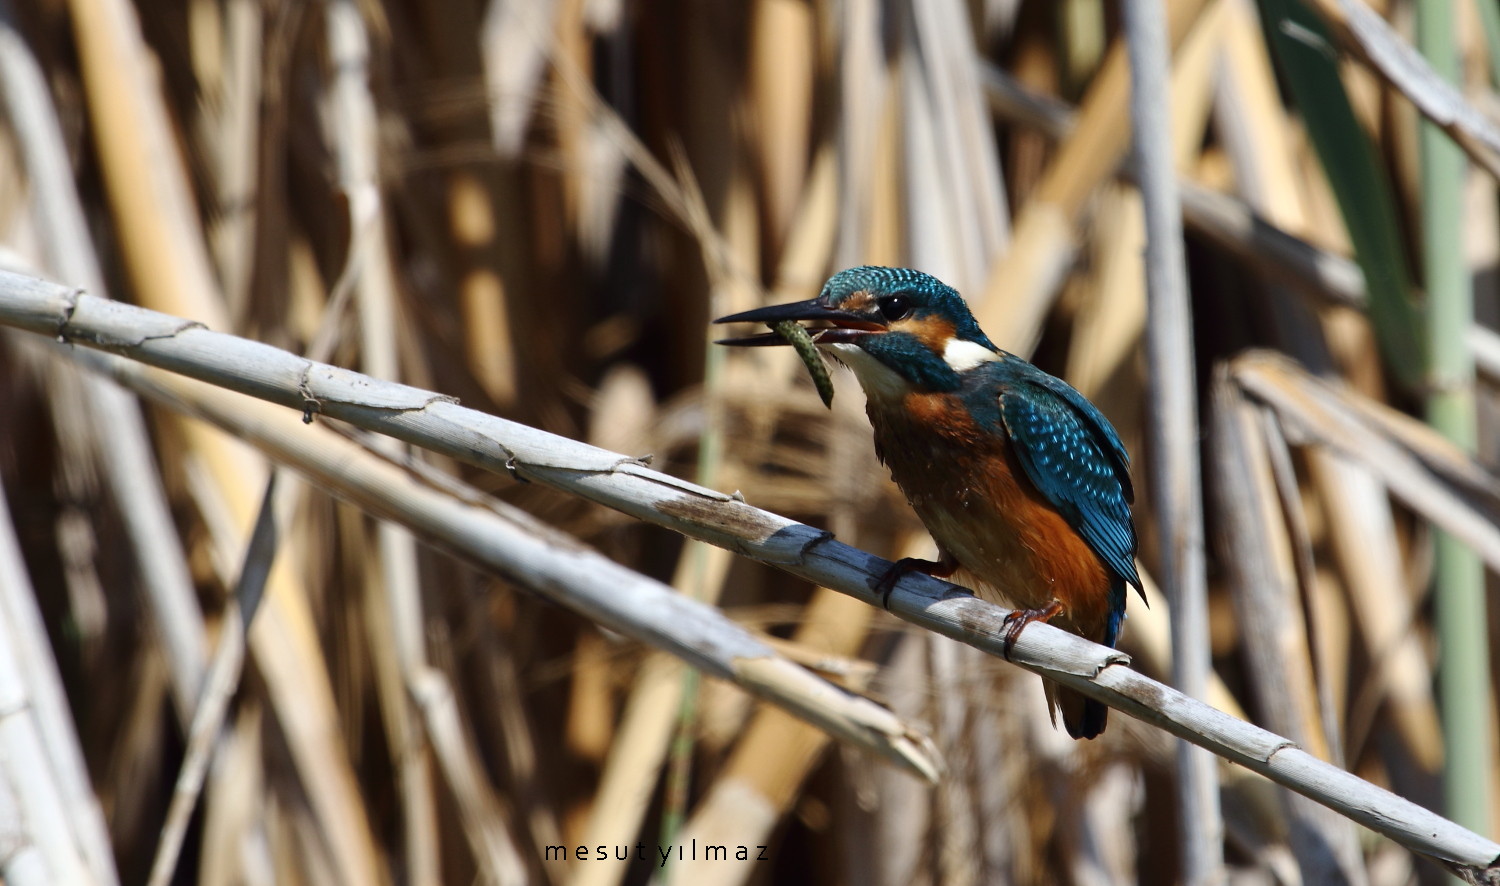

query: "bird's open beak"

left=712, top=299, right=882, bottom=346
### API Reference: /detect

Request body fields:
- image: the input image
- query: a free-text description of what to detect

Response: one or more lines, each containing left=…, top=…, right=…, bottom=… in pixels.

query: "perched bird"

left=715, top=266, right=1143, bottom=739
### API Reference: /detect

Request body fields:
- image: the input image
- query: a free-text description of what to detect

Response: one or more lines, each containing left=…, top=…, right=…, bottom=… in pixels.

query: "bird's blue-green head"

left=714, top=266, right=1000, bottom=398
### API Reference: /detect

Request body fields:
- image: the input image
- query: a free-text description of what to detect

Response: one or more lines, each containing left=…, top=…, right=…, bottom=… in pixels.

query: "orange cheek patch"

left=890, top=316, right=957, bottom=353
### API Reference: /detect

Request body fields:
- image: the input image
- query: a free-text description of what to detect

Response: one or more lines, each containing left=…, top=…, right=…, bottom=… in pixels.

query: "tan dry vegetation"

left=0, top=0, right=1496, bottom=884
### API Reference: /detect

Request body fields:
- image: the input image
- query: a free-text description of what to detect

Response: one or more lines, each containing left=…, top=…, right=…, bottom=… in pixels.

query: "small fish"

left=773, top=320, right=834, bottom=408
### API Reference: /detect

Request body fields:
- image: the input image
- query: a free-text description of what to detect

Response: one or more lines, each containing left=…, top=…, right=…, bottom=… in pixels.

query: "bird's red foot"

left=873, top=556, right=957, bottom=609
left=1000, top=599, right=1064, bottom=660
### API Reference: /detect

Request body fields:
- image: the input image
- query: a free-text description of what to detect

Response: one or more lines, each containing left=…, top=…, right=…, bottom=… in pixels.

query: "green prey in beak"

left=713, top=298, right=887, bottom=408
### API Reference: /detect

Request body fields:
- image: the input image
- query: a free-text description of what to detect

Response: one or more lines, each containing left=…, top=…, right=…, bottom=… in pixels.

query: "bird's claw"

left=1000, top=599, right=1064, bottom=660
left=873, top=556, right=954, bottom=610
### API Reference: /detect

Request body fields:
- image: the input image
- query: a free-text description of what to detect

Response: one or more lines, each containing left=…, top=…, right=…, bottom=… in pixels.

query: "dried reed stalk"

left=65, top=0, right=382, bottom=877
left=0, top=480, right=100, bottom=884
left=324, top=4, right=441, bottom=880
left=1123, top=1, right=1220, bottom=881
left=1210, top=370, right=1366, bottom=882
left=974, top=0, right=1211, bottom=354
left=5, top=1, right=1500, bottom=881
left=1308, top=0, right=1500, bottom=179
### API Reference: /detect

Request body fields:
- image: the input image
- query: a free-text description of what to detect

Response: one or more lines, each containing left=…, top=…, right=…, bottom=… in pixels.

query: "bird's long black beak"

left=715, top=299, right=852, bottom=326
left=713, top=299, right=880, bottom=346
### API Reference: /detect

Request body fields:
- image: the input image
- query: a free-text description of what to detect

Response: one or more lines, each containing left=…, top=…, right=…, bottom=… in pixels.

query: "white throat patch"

left=942, top=338, right=999, bottom=372
left=823, top=342, right=910, bottom=404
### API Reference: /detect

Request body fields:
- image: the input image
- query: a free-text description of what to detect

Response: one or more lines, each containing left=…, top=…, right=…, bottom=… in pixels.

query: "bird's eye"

left=877, top=295, right=912, bottom=322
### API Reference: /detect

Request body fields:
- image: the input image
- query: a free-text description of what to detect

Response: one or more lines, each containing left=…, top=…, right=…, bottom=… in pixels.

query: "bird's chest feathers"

left=867, top=392, right=1017, bottom=544
left=866, top=390, right=1109, bottom=616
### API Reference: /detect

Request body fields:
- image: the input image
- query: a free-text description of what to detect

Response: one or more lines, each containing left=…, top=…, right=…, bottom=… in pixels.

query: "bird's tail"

left=1044, top=680, right=1107, bottom=740
left=1043, top=575, right=1127, bottom=739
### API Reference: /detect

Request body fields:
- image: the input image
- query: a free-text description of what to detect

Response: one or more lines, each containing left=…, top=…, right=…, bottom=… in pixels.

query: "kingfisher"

left=715, top=266, right=1143, bottom=739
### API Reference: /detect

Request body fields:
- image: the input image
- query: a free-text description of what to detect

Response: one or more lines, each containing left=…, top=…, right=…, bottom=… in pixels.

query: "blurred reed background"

left=0, top=0, right=1496, bottom=883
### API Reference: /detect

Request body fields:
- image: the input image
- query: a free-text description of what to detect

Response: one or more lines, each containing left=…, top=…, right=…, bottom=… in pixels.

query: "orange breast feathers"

left=869, top=390, right=1115, bottom=643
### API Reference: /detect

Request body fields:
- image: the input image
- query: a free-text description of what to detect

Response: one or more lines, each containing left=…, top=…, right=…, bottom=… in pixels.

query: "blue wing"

left=1022, top=371, right=1133, bottom=502
left=997, top=382, right=1140, bottom=592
